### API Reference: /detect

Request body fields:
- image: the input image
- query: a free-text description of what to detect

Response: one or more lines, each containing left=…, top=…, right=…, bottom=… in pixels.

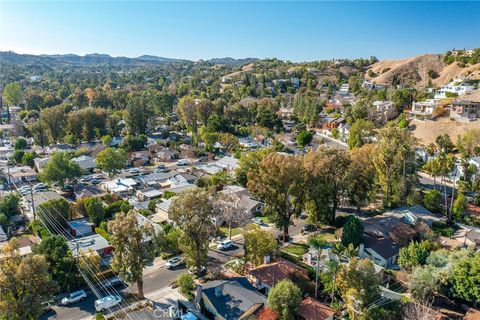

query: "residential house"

left=298, top=297, right=335, bottom=320
left=73, top=184, right=106, bottom=200
left=359, top=234, right=399, bottom=269
left=46, top=144, right=75, bottom=154
left=339, top=83, right=349, bottom=96
left=200, top=277, right=266, bottom=320
left=68, top=218, right=94, bottom=237
left=247, top=258, right=310, bottom=294
left=72, top=155, right=96, bottom=172
left=373, top=100, right=397, bottom=120
left=396, top=205, right=446, bottom=227
left=221, top=185, right=263, bottom=215
left=434, top=80, right=474, bottom=100
left=34, top=157, right=50, bottom=172
left=101, top=178, right=137, bottom=196
left=152, top=198, right=173, bottom=224
left=411, top=99, right=437, bottom=117
left=135, top=214, right=162, bottom=243
left=130, top=150, right=150, bottom=167
left=68, top=233, right=112, bottom=257
left=155, top=147, right=179, bottom=162
left=136, top=188, right=162, bottom=202
left=7, top=166, right=37, bottom=184
left=450, top=100, right=480, bottom=121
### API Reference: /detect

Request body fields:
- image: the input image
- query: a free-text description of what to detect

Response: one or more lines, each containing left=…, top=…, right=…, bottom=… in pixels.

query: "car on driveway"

left=217, top=239, right=233, bottom=251
left=103, top=276, right=125, bottom=288
left=95, top=295, right=122, bottom=312
left=61, top=290, right=87, bottom=305
left=301, top=224, right=318, bottom=234
left=251, top=217, right=263, bottom=225
left=165, top=256, right=183, bottom=269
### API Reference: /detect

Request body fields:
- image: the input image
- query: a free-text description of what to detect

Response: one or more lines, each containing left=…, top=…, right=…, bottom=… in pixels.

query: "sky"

left=0, top=1, right=479, bottom=62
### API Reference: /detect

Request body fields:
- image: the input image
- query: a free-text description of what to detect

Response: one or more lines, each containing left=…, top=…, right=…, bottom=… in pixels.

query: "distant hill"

left=0, top=51, right=258, bottom=67
left=205, top=57, right=259, bottom=66
left=0, top=51, right=188, bottom=66
left=367, top=53, right=480, bottom=87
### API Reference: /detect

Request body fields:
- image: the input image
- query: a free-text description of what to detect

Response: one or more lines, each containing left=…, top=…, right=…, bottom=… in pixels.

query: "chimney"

left=263, top=255, right=271, bottom=264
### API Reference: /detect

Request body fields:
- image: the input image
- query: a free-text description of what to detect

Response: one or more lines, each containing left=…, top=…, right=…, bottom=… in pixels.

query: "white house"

left=73, top=155, right=96, bottom=172
left=101, top=178, right=137, bottom=195
left=411, top=99, right=437, bottom=117
left=434, top=79, right=474, bottom=100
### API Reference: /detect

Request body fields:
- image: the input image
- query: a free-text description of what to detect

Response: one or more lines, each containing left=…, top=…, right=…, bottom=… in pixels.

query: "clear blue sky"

left=1, top=1, right=479, bottom=61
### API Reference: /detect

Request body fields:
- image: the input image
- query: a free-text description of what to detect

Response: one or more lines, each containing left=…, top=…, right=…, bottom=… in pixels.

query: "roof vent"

left=215, top=287, right=222, bottom=297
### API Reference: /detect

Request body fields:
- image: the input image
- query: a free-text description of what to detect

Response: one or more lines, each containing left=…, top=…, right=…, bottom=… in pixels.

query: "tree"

left=14, top=138, right=27, bottom=150
left=457, top=129, right=480, bottom=157
left=341, top=216, right=364, bottom=248
left=243, top=224, right=277, bottom=266
left=308, top=235, right=327, bottom=299
left=215, top=193, right=250, bottom=239
left=398, top=241, right=431, bottom=271
left=84, top=197, right=105, bottom=226
left=373, top=127, right=417, bottom=207
left=40, top=152, right=81, bottom=188
left=345, top=144, right=377, bottom=212
left=409, top=265, right=441, bottom=302
left=21, top=152, right=36, bottom=168
left=119, top=134, right=146, bottom=152
left=108, top=210, right=156, bottom=298
left=177, top=273, right=195, bottom=298
left=177, top=96, right=199, bottom=133
left=38, top=198, right=70, bottom=232
left=267, top=279, right=302, bottom=320
left=169, top=189, right=216, bottom=275
left=423, top=189, right=441, bottom=213
left=0, top=194, right=20, bottom=217
left=32, top=235, right=78, bottom=292
left=296, top=130, right=313, bottom=147
left=337, top=258, right=381, bottom=320
left=125, top=94, right=151, bottom=135
left=95, top=148, right=127, bottom=176
left=452, top=193, right=467, bottom=220
left=12, top=150, right=24, bottom=164
left=235, top=148, right=272, bottom=187
left=40, top=105, right=66, bottom=144
left=0, top=239, right=57, bottom=320
left=347, top=119, right=375, bottom=149
left=3, top=82, right=23, bottom=106
left=248, top=153, right=307, bottom=241
left=304, top=147, right=350, bottom=225
left=450, top=252, right=480, bottom=304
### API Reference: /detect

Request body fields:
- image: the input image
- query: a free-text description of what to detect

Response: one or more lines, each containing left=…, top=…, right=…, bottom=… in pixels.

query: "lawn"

left=282, top=243, right=309, bottom=256
left=219, top=227, right=242, bottom=238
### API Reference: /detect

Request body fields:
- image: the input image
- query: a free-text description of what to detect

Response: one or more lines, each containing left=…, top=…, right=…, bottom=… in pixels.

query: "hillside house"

left=449, top=100, right=480, bottom=121
left=298, top=297, right=336, bottom=320
left=359, top=234, right=399, bottom=269
left=434, top=80, right=474, bottom=100
left=72, top=155, right=96, bottom=172
left=411, top=99, right=437, bottom=117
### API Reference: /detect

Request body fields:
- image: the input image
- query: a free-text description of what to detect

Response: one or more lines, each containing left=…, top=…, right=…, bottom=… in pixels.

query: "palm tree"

left=308, top=235, right=326, bottom=299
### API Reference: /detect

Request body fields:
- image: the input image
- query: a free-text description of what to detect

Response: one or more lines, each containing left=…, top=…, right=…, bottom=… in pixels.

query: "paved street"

left=40, top=219, right=307, bottom=320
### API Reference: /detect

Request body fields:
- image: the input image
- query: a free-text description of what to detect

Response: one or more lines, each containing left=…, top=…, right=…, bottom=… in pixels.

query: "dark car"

left=301, top=224, right=318, bottom=234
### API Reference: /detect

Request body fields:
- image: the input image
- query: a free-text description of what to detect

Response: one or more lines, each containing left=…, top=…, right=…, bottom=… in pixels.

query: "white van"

left=95, top=295, right=122, bottom=312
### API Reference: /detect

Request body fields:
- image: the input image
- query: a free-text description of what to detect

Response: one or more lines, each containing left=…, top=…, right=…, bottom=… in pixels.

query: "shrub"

left=177, top=273, right=195, bottom=299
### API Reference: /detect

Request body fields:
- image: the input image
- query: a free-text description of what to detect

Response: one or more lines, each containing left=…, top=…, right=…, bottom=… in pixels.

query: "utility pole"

left=30, top=188, right=36, bottom=220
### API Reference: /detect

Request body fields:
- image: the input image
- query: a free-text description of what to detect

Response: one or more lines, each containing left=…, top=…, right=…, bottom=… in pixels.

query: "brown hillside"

left=367, top=54, right=480, bottom=87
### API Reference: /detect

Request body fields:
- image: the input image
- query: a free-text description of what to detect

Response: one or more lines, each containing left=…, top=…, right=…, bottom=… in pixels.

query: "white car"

left=165, top=256, right=183, bottom=269
left=177, top=159, right=189, bottom=166
left=252, top=217, right=263, bottom=225
left=95, top=295, right=122, bottom=312
left=217, top=239, right=233, bottom=251
left=61, top=290, right=87, bottom=305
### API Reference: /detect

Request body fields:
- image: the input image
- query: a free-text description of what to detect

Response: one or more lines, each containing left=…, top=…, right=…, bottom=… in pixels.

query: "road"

left=41, top=220, right=307, bottom=320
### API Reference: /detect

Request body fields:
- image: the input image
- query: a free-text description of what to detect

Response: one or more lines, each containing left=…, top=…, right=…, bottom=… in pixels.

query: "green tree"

left=452, top=193, right=467, bottom=220
left=108, top=210, right=156, bottom=298
left=341, top=216, right=364, bottom=248
left=398, top=241, right=431, bottom=271
left=84, top=197, right=105, bottom=226
left=347, top=119, right=375, bottom=149
left=243, top=224, right=277, bottom=266
left=32, top=235, right=78, bottom=291
left=3, top=82, right=23, bottom=106
left=177, top=273, right=195, bottom=298
left=12, top=150, right=24, bottom=164
left=235, top=148, right=272, bottom=187
left=308, top=235, right=327, bottom=299
left=95, top=148, right=127, bottom=176
left=409, top=265, right=441, bottom=302
left=14, top=138, right=27, bottom=150
left=0, top=239, right=57, bottom=320
left=38, top=198, right=70, bottom=231
left=40, top=152, right=81, bottom=188
left=39, top=105, right=66, bottom=144
left=0, top=194, right=20, bottom=217
left=423, top=189, right=441, bottom=213
left=169, top=189, right=216, bottom=275
left=248, top=153, right=307, bottom=241
left=337, top=258, right=381, bottom=320
left=296, top=130, right=313, bottom=147
left=450, top=253, right=480, bottom=304
left=267, top=279, right=302, bottom=320
left=125, top=94, right=151, bottom=135
left=21, top=152, right=36, bottom=168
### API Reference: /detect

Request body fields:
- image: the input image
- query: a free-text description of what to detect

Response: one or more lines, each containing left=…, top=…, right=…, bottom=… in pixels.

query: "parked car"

left=90, top=178, right=101, bottom=185
left=129, top=168, right=141, bottom=174
left=155, top=165, right=166, bottom=173
left=165, top=256, right=183, bottom=269
left=301, top=224, right=318, bottom=234
left=217, top=239, right=233, bottom=251
left=177, top=159, right=189, bottom=166
left=18, top=186, right=31, bottom=195
left=33, top=183, right=47, bottom=191
left=251, top=217, right=263, bottom=225
left=103, top=276, right=125, bottom=288
left=95, top=295, right=122, bottom=312
left=188, top=265, right=206, bottom=275
left=61, top=290, right=87, bottom=305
